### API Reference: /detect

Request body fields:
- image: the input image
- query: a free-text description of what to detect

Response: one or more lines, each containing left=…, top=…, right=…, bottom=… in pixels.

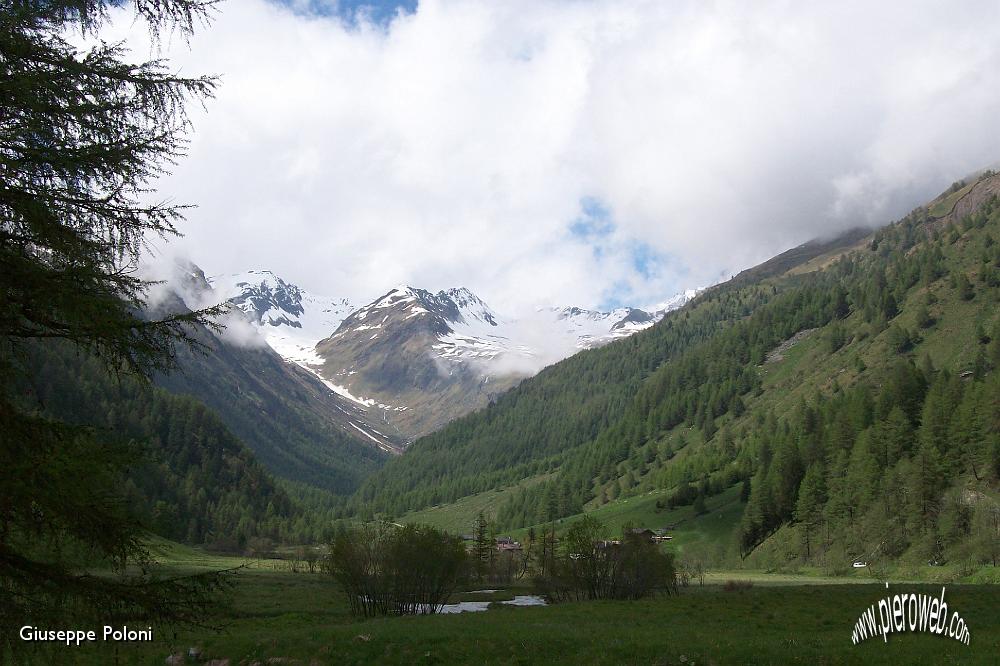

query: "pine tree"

left=871, top=406, right=913, bottom=468
left=692, top=492, right=707, bottom=516
left=1, top=0, right=228, bottom=651
left=882, top=292, right=899, bottom=320
left=472, top=512, right=490, bottom=580
left=831, top=286, right=850, bottom=320
left=989, top=320, right=1000, bottom=370
left=845, top=432, right=880, bottom=512
left=911, top=440, right=944, bottom=527
left=794, top=464, right=825, bottom=559
left=914, top=303, right=933, bottom=329
left=955, top=272, right=975, bottom=300
left=919, top=374, right=961, bottom=473
left=769, top=438, right=803, bottom=519
left=971, top=503, right=1000, bottom=567
left=826, top=322, right=847, bottom=353
left=886, top=324, right=913, bottom=353
left=823, top=450, right=851, bottom=526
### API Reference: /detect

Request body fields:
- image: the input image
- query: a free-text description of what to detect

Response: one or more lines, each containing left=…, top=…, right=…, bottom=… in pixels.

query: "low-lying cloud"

left=141, top=254, right=268, bottom=349
left=104, top=0, right=1000, bottom=314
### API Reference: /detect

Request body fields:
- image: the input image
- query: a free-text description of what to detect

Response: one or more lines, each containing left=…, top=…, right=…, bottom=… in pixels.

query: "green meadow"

left=27, top=540, right=995, bottom=666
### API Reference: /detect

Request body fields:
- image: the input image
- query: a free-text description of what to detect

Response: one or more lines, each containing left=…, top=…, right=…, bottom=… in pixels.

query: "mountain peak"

left=209, top=270, right=355, bottom=366
left=389, top=283, right=419, bottom=295
left=351, top=285, right=499, bottom=328
left=209, top=269, right=698, bottom=443
left=644, top=289, right=700, bottom=314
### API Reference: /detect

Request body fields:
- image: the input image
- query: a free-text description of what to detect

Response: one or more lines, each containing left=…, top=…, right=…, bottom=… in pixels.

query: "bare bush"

left=722, top=579, right=753, bottom=592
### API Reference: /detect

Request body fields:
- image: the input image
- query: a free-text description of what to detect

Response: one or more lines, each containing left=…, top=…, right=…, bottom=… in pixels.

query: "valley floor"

left=38, top=545, right=1000, bottom=665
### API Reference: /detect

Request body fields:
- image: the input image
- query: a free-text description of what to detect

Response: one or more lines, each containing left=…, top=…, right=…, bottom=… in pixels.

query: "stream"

left=436, top=595, right=548, bottom=614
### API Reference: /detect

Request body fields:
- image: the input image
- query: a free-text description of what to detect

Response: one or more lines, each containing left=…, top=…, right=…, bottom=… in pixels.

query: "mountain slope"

left=347, top=270, right=802, bottom=515
left=349, top=171, right=1000, bottom=572
left=158, top=329, right=393, bottom=491
left=150, top=265, right=393, bottom=493
left=313, top=286, right=522, bottom=440
left=313, top=286, right=695, bottom=441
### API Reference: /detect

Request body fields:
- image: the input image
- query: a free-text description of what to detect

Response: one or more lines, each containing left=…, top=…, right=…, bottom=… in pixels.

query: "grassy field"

left=399, top=473, right=551, bottom=534
left=581, top=484, right=744, bottom=551
left=927, top=181, right=976, bottom=218
left=22, top=542, right=996, bottom=665
left=407, top=476, right=748, bottom=553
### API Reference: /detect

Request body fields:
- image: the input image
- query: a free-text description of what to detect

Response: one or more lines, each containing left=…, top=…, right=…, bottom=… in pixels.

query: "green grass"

left=403, top=466, right=746, bottom=554
left=144, top=537, right=246, bottom=571
left=570, top=484, right=745, bottom=553
left=702, top=570, right=874, bottom=586
left=45, top=561, right=999, bottom=665
left=399, top=474, right=551, bottom=534
left=928, top=181, right=976, bottom=218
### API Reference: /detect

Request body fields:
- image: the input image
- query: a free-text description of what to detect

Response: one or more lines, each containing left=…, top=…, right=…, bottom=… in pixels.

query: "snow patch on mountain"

left=209, top=270, right=356, bottom=367
left=212, top=271, right=696, bottom=387
left=209, top=271, right=412, bottom=411
left=432, top=290, right=698, bottom=375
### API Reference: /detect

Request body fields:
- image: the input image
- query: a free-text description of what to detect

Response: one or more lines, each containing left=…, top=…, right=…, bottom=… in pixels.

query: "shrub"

left=667, top=481, right=699, bottom=508
left=679, top=545, right=708, bottom=586
left=535, top=516, right=677, bottom=602
left=826, top=323, right=847, bottom=353
left=914, top=304, right=934, bottom=329
left=885, top=324, right=914, bottom=353
left=324, top=522, right=468, bottom=616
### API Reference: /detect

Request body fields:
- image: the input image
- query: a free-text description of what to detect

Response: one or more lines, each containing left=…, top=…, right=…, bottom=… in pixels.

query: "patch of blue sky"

left=629, top=241, right=663, bottom=280
left=568, top=196, right=615, bottom=242
left=270, top=0, right=417, bottom=27
left=598, top=280, right=633, bottom=312
left=568, top=196, right=687, bottom=310
left=627, top=241, right=693, bottom=291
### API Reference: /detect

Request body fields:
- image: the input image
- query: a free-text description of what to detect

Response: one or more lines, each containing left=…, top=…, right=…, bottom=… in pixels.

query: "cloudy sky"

left=113, top=0, right=1000, bottom=314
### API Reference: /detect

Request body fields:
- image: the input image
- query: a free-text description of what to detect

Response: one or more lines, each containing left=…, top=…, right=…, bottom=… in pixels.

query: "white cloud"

left=141, top=253, right=268, bottom=349
left=106, top=0, right=1000, bottom=315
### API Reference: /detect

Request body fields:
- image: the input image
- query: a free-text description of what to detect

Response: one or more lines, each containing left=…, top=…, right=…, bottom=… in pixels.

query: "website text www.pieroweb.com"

left=851, top=585, right=970, bottom=645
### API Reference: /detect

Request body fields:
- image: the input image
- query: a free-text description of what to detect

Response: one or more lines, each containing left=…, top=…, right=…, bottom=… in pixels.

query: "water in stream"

left=435, top=595, right=547, bottom=614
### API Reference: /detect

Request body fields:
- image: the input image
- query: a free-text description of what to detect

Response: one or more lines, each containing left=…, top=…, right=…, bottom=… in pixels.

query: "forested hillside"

left=347, top=230, right=867, bottom=516
left=158, top=325, right=388, bottom=494
left=349, top=173, right=1000, bottom=568
left=14, top=342, right=304, bottom=551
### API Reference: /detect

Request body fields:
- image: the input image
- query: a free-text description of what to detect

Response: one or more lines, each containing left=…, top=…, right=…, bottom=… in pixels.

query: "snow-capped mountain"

left=210, top=272, right=696, bottom=443
left=209, top=270, right=355, bottom=368
left=327, top=285, right=526, bottom=367
left=534, top=291, right=697, bottom=351
left=146, top=263, right=405, bottom=461
left=312, top=285, right=517, bottom=439
left=316, top=286, right=695, bottom=384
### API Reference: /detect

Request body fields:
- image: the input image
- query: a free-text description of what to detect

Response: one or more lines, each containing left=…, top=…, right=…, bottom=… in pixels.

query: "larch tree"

left=1, top=0, right=231, bottom=653
left=794, top=464, right=825, bottom=560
